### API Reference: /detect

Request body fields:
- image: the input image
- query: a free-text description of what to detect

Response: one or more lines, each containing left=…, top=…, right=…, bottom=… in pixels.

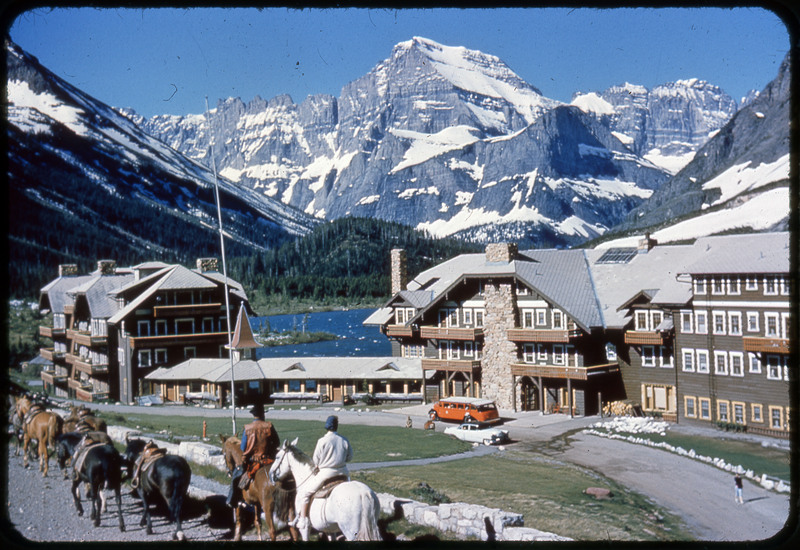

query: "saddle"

left=22, top=404, right=46, bottom=426
left=238, top=457, right=273, bottom=490
left=72, top=440, right=107, bottom=478
left=312, top=475, right=348, bottom=500
left=131, top=443, right=168, bottom=488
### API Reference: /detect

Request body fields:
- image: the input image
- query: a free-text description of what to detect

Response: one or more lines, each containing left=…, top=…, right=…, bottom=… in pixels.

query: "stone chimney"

left=390, top=249, right=408, bottom=296
left=196, top=257, right=219, bottom=273
left=97, top=260, right=116, bottom=275
left=486, top=243, right=518, bottom=263
left=638, top=233, right=658, bottom=253
left=59, top=264, right=79, bottom=277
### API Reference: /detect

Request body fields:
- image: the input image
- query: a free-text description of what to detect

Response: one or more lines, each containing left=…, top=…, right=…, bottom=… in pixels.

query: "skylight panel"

left=596, top=247, right=638, bottom=264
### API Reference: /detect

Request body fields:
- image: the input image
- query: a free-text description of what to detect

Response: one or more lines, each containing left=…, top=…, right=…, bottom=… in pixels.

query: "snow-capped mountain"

left=601, top=52, right=790, bottom=245
left=133, top=37, right=686, bottom=248
left=571, top=79, right=738, bottom=174
left=6, top=38, right=317, bottom=273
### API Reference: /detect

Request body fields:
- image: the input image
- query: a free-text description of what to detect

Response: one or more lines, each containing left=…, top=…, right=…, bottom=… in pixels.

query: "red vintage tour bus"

left=428, top=397, right=500, bottom=424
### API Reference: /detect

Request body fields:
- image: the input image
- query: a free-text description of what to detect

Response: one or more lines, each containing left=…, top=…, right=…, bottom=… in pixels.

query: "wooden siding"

left=510, top=362, right=619, bottom=381
left=742, top=336, right=789, bottom=354
left=624, top=331, right=668, bottom=345
left=153, top=303, right=224, bottom=318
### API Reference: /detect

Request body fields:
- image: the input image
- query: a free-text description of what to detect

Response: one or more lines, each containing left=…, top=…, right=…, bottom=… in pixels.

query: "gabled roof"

left=39, top=274, right=95, bottom=314
left=107, top=266, right=216, bottom=325
left=69, top=274, right=134, bottom=319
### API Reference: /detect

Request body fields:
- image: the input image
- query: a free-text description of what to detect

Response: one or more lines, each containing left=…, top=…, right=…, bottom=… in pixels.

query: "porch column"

left=539, top=377, right=544, bottom=414
left=512, top=375, right=517, bottom=412
left=567, top=378, right=573, bottom=418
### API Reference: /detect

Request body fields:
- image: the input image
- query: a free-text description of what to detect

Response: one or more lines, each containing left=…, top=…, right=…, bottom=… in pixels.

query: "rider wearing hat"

left=290, top=415, right=353, bottom=532
left=226, top=402, right=280, bottom=507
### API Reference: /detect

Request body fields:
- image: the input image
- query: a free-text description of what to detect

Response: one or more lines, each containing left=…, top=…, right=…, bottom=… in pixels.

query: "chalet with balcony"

left=37, top=258, right=251, bottom=404
left=366, top=233, right=791, bottom=437
left=672, top=233, right=791, bottom=438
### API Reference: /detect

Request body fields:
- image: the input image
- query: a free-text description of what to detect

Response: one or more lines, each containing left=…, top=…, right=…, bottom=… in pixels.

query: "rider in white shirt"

left=290, top=415, right=353, bottom=532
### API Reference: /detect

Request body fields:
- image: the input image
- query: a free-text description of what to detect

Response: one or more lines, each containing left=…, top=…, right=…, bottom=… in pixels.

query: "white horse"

left=268, top=438, right=382, bottom=541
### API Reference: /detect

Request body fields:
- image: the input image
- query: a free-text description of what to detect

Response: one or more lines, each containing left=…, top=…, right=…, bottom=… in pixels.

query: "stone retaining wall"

left=105, top=426, right=567, bottom=541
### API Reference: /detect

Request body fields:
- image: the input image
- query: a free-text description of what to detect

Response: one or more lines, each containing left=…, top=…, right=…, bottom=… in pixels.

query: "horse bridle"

left=271, top=445, right=316, bottom=489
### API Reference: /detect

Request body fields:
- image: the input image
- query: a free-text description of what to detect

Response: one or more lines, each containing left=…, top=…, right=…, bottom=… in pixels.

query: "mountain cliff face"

left=135, top=37, right=713, bottom=248
left=571, top=79, right=738, bottom=174
left=606, top=53, right=791, bottom=240
left=5, top=38, right=317, bottom=288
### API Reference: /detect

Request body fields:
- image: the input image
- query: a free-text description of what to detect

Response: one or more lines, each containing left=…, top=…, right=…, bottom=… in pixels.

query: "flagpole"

left=204, top=96, right=237, bottom=436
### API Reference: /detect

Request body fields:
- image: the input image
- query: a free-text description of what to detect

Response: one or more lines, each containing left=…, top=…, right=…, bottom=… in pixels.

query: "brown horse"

left=64, top=405, right=107, bottom=433
left=16, top=396, right=64, bottom=477
left=219, top=434, right=298, bottom=541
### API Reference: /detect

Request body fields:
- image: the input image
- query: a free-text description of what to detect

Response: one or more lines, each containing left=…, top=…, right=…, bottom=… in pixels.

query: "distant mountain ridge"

left=130, top=36, right=749, bottom=248
left=5, top=38, right=318, bottom=294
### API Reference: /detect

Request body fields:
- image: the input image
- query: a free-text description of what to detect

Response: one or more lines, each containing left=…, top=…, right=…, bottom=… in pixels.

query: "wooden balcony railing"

left=41, top=371, right=67, bottom=386
left=153, top=303, right=223, bottom=318
left=67, top=329, right=107, bottom=347
left=507, top=328, right=582, bottom=343
left=419, top=326, right=484, bottom=341
left=129, top=331, right=229, bottom=349
left=76, top=387, right=108, bottom=402
left=39, top=326, right=65, bottom=339
left=624, top=330, right=669, bottom=345
left=385, top=325, right=414, bottom=338
left=742, top=336, right=789, bottom=354
left=39, top=348, right=65, bottom=362
left=421, top=358, right=482, bottom=372
left=510, top=362, right=620, bottom=381
left=67, top=354, right=109, bottom=375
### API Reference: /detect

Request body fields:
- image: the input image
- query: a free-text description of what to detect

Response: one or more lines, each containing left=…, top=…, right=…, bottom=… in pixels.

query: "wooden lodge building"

left=365, top=232, right=792, bottom=438
left=38, top=258, right=251, bottom=404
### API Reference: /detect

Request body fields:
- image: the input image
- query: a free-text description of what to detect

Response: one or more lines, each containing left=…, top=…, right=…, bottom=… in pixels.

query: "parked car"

left=444, top=422, right=510, bottom=446
left=428, top=397, right=500, bottom=423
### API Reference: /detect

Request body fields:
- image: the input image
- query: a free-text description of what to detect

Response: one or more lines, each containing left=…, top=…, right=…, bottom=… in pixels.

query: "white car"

left=444, top=422, right=510, bottom=446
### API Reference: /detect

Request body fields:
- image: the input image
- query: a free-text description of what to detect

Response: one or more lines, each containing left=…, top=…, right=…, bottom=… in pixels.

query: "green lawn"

left=102, top=412, right=472, bottom=463
left=352, top=450, right=693, bottom=541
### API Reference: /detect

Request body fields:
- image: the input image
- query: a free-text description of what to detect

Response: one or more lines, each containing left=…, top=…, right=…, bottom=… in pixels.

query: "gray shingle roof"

left=145, top=356, right=423, bottom=382
left=70, top=274, right=134, bottom=319
left=39, top=275, right=95, bottom=314
left=681, top=232, right=790, bottom=275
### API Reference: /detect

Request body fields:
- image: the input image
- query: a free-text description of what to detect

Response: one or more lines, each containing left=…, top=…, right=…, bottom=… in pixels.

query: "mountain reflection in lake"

left=253, top=308, right=392, bottom=358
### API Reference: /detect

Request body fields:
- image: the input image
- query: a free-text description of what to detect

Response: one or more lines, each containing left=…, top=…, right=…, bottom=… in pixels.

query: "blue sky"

left=7, top=6, right=791, bottom=118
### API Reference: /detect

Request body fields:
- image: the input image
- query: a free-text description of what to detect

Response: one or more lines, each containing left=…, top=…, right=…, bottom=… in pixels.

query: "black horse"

left=70, top=443, right=125, bottom=531
left=124, top=438, right=192, bottom=541
left=55, top=431, right=84, bottom=479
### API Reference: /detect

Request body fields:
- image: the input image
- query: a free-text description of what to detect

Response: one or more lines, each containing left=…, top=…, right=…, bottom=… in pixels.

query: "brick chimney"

left=196, top=257, right=219, bottom=273
left=486, top=243, right=518, bottom=263
left=97, top=260, right=116, bottom=275
left=59, top=264, right=79, bottom=277
left=390, top=249, right=408, bottom=295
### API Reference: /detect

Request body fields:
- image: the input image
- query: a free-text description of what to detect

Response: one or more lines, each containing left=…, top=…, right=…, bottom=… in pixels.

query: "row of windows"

left=135, top=317, right=228, bottom=337
left=681, top=349, right=788, bottom=380
left=693, top=275, right=789, bottom=296
left=520, top=308, right=567, bottom=330
left=522, top=343, right=577, bottom=366
left=680, top=310, right=789, bottom=338
left=437, top=340, right=483, bottom=360
left=684, top=396, right=789, bottom=430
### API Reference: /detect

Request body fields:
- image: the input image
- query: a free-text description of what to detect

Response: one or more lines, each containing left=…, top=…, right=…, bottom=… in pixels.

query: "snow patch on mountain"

left=389, top=125, right=480, bottom=173
left=600, top=187, right=789, bottom=248
left=702, top=154, right=790, bottom=207
left=571, top=92, right=616, bottom=115
left=8, top=80, right=87, bottom=135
